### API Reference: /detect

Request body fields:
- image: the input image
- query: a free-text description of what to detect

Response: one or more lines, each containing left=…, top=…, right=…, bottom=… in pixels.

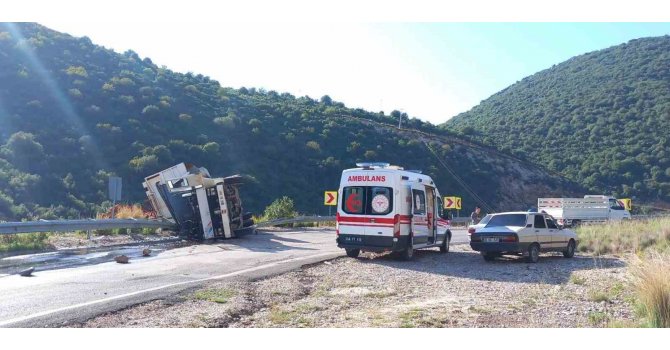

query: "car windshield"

left=485, top=214, right=527, bottom=228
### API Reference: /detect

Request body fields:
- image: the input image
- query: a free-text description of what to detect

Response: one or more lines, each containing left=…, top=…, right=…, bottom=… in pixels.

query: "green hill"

left=445, top=36, right=670, bottom=205
left=0, top=23, right=578, bottom=221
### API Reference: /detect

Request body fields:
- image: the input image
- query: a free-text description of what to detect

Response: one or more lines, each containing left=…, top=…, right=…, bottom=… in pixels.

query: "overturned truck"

left=143, top=163, right=255, bottom=240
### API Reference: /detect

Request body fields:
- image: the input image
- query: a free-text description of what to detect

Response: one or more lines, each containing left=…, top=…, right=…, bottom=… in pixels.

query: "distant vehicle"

left=538, top=195, right=631, bottom=227
left=143, top=163, right=254, bottom=240
left=469, top=212, right=578, bottom=263
left=336, top=162, right=452, bottom=260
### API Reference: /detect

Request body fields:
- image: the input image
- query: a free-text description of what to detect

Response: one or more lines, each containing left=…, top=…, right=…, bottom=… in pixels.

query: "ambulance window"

left=369, top=187, right=392, bottom=215
left=412, top=190, right=426, bottom=215
left=342, top=187, right=365, bottom=214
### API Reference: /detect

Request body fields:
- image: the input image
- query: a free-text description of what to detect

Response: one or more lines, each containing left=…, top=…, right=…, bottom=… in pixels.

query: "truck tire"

left=345, top=249, right=360, bottom=258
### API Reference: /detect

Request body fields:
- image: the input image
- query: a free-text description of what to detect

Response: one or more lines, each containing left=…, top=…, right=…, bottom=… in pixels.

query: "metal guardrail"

left=0, top=218, right=176, bottom=235
left=254, top=215, right=472, bottom=228
left=254, top=216, right=336, bottom=228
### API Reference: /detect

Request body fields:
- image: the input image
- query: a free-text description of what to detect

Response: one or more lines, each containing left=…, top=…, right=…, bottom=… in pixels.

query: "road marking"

left=0, top=251, right=340, bottom=327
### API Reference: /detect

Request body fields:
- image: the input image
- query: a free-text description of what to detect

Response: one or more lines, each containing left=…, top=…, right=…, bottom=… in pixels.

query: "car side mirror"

left=526, top=224, right=532, bottom=228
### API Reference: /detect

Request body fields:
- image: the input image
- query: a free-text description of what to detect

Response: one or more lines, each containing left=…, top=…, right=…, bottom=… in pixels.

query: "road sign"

left=108, top=177, right=122, bottom=201
left=324, top=191, right=338, bottom=206
left=444, top=196, right=461, bottom=210
left=619, top=198, right=632, bottom=211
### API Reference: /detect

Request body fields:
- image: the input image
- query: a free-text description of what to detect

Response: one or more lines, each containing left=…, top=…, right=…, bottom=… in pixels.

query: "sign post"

left=324, top=191, right=337, bottom=216
left=108, top=176, right=122, bottom=218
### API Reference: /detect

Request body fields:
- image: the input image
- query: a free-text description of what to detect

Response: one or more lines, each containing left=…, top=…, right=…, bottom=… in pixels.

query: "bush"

left=262, top=196, right=298, bottom=221
left=0, top=232, right=51, bottom=252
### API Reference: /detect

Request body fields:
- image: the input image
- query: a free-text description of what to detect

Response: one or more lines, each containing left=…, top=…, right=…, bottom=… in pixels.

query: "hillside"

left=446, top=36, right=670, bottom=205
left=0, top=23, right=579, bottom=221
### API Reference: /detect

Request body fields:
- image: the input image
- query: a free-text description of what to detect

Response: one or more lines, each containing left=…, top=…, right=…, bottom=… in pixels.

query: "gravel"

left=72, top=245, right=638, bottom=328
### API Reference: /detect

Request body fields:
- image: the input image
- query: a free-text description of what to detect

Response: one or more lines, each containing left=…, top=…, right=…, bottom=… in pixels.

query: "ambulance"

left=336, top=163, right=452, bottom=260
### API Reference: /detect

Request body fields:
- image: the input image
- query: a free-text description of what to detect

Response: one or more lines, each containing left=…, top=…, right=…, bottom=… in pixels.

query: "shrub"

left=630, top=252, right=670, bottom=328
left=577, top=218, right=670, bottom=255
left=263, top=196, right=298, bottom=221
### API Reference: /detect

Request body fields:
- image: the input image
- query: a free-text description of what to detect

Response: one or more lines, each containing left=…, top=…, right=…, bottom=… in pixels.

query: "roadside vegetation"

left=577, top=218, right=670, bottom=327
left=0, top=232, right=51, bottom=252
left=577, top=217, right=670, bottom=255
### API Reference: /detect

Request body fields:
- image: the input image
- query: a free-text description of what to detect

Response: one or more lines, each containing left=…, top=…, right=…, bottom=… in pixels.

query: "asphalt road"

left=0, top=227, right=467, bottom=327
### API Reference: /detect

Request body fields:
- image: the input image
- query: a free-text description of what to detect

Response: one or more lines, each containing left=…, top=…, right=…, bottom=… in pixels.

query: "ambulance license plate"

left=344, top=237, right=363, bottom=243
left=483, top=237, right=499, bottom=243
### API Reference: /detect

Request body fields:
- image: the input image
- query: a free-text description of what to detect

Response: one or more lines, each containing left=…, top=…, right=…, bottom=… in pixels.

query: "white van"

left=336, top=163, right=452, bottom=260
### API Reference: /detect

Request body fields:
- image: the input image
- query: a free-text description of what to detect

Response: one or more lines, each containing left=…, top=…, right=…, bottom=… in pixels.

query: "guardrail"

left=0, top=218, right=176, bottom=235
left=254, top=216, right=336, bottom=228
left=254, top=215, right=472, bottom=228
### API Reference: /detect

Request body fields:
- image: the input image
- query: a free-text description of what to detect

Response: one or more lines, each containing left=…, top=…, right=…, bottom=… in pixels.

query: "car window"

left=486, top=214, right=527, bottom=227
left=534, top=215, right=547, bottom=228
left=545, top=216, right=558, bottom=229
left=412, top=189, right=426, bottom=215
left=479, top=214, right=492, bottom=225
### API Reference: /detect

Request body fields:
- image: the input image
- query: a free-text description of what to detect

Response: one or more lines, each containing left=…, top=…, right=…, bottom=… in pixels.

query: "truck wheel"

left=345, top=249, right=360, bottom=258
left=439, top=232, right=451, bottom=253
left=563, top=239, right=576, bottom=258
left=526, top=243, right=540, bottom=263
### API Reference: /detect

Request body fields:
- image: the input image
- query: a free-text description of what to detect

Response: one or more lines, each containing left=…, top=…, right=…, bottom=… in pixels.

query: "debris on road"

left=114, top=255, right=129, bottom=264
left=142, top=248, right=152, bottom=257
left=19, top=267, right=35, bottom=277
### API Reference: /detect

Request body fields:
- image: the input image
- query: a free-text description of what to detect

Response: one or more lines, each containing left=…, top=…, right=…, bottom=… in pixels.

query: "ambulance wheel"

left=345, top=249, right=360, bottom=258
left=440, top=232, right=451, bottom=253
left=399, top=243, right=414, bottom=261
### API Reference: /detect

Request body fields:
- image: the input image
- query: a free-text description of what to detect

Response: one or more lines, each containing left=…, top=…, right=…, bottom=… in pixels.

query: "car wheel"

left=563, top=239, right=576, bottom=258
left=526, top=243, right=540, bottom=263
left=439, top=232, right=450, bottom=253
left=481, top=252, right=496, bottom=262
left=345, top=249, right=360, bottom=258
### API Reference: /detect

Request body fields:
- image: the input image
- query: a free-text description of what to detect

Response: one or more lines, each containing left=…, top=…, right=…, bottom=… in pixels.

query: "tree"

left=320, top=95, right=332, bottom=105
left=262, top=196, right=297, bottom=220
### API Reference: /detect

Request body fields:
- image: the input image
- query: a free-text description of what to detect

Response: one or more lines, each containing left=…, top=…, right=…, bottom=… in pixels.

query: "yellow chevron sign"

left=444, top=196, right=461, bottom=210
left=619, top=198, right=632, bottom=211
left=324, top=191, right=338, bottom=206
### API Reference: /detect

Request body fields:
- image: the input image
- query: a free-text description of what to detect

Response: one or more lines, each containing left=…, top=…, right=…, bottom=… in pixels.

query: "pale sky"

left=39, top=21, right=670, bottom=124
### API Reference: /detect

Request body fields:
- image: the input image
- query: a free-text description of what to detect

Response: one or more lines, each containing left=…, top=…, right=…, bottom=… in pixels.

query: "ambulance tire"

left=345, top=249, right=360, bottom=258
left=398, top=241, right=414, bottom=261
left=439, top=231, right=451, bottom=253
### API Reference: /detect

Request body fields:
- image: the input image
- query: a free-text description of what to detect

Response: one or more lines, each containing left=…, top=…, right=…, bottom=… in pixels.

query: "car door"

left=545, top=215, right=565, bottom=249
left=410, top=185, right=429, bottom=246
left=425, top=185, right=437, bottom=244
left=533, top=214, right=551, bottom=248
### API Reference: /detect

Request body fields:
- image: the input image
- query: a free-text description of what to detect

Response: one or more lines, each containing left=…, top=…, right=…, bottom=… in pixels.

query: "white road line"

left=0, top=251, right=339, bottom=327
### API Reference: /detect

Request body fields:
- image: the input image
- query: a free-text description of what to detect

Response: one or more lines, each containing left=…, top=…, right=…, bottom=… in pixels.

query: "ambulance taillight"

left=393, top=214, right=400, bottom=238
left=336, top=212, right=340, bottom=236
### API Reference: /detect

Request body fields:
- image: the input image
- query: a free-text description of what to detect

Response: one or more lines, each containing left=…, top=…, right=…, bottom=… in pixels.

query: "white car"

left=467, top=214, right=492, bottom=235
left=469, top=212, right=578, bottom=263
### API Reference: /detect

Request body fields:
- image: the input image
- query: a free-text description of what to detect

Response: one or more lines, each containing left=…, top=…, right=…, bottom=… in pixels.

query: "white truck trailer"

left=537, top=195, right=631, bottom=227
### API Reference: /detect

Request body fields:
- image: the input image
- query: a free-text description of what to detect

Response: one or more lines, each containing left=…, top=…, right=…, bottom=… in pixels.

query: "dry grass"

left=577, top=217, right=670, bottom=255
left=630, top=252, right=670, bottom=328
left=97, top=204, right=146, bottom=219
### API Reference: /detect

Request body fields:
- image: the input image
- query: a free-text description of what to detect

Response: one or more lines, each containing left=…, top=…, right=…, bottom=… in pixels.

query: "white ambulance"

left=336, top=163, right=452, bottom=260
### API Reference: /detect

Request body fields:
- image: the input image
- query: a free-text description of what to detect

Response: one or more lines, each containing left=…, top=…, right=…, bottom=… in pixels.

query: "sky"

left=39, top=21, right=670, bottom=124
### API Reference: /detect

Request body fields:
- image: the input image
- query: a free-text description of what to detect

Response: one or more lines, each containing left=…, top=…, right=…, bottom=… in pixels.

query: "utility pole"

left=398, top=108, right=404, bottom=128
